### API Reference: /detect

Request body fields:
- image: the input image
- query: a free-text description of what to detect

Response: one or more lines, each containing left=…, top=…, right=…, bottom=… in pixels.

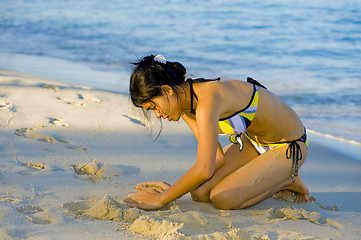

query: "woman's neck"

left=178, top=81, right=196, bottom=115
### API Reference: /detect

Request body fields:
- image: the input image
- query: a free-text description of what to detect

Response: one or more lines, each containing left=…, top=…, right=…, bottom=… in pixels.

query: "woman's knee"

left=210, top=188, right=242, bottom=210
left=190, top=186, right=211, bottom=202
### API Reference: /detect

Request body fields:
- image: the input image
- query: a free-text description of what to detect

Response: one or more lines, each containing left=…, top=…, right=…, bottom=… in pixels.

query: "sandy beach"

left=1, top=68, right=361, bottom=240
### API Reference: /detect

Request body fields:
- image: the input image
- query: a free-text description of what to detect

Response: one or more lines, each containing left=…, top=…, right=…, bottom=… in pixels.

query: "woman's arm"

left=158, top=97, right=222, bottom=205
left=215, top=142, right=226, bottom=171
left=183, top=114, right=225, bottom=171
left=124, top=97, right=222, bottom=210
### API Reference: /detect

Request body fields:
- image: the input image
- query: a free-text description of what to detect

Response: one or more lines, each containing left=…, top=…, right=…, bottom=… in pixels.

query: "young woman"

left=124, top=55, right=309, bottom=210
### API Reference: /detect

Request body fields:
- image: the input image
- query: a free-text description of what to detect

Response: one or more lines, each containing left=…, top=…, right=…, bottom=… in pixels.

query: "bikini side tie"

left=286, top=140, right=302, bottom=182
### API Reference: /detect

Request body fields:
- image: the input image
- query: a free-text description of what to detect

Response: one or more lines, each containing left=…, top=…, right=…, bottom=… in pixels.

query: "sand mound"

left=84, top=195, right=124, bottom=221
left=64, top=195, right=249, bottom=240
left=72, top=159, right=112, bottom=182
left=63, top=195, right=139, bottom=221
left=65, top=195, right=345, bottom=239
left=73, top=159, right=103, bottom=176
left=128, top=211, right=249, bottom=240
left=269, top=207, right=342, bottom=228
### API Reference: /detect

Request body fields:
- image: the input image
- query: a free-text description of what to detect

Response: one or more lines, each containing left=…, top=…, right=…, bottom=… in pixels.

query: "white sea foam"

left=308, top=129, right=361, bottom=146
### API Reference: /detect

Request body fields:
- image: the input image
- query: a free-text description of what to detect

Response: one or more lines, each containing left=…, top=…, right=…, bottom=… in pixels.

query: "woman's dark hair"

left=129, top=55, right=187, bottom=108
left=129, top=55, right=187, bottom=140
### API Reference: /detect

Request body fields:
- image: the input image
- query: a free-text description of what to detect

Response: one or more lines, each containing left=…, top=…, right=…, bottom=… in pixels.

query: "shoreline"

left=0, top=51, right=129, bottom=93
left=1, top=68, right=361, bottom=240
left=1, top=51, right=360, bottom=146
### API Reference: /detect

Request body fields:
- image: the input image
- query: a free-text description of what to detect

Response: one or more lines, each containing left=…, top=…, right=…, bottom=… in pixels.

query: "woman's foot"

left=273, top=175, right=309, bottom=203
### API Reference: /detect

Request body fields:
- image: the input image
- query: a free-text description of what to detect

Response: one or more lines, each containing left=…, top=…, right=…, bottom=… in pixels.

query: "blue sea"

left=0, top=0, right=360, bottom=144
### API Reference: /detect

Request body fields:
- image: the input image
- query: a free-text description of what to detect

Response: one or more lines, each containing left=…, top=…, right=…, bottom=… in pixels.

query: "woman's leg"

left=272, top=174, right=309, bottom=203
left=191, top=134, right=260, bottom=202
left=209, top=142, right=308, bottom=210
left=235, top=174, right=309, bottom=209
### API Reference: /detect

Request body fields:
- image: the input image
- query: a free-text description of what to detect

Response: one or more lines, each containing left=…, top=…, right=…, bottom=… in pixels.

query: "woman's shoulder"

left=195, top=78, right=254, bottom=117
left=195, top=77, right=249, bottom=91
left=194, top=77, right=253, bottom=100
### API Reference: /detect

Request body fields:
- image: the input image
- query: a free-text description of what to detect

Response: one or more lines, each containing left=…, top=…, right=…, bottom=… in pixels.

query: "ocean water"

left=0, top=0, right=360, bottom=144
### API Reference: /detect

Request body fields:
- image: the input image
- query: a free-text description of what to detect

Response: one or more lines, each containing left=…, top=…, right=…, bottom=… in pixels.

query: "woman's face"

left=141, top=86, right=181, bottom=122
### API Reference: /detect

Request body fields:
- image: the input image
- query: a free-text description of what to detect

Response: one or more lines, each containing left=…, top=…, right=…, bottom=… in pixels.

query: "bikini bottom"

left=231, top=130, right=308, bottom=182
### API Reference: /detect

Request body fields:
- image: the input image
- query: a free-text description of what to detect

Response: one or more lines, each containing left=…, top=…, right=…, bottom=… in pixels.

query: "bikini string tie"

left=286, top=140, right=302, bottom=182
left=187, top=79, right=196, bottom=114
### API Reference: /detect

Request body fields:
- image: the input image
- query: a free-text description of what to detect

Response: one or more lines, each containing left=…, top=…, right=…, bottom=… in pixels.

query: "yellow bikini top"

left=186, top=77, right=265, bottom=136
left=218, top=84, right=259, bottom=135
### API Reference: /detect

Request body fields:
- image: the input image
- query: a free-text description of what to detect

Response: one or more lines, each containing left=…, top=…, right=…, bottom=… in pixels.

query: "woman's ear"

left=161, top=85, right=174, bottom=96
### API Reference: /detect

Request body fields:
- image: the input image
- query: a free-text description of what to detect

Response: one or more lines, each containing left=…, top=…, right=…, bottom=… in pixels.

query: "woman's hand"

left=124, top=182, right=171, bottom=210
left=124, top=187, right=165, bottom=210
left=136, top=181, right=171, bottom=192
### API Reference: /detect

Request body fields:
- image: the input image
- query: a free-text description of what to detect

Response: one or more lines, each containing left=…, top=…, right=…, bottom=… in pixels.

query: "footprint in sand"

left=15, top=161, right=64, bottom=175
left=40, top=83, right=60, bottom=91
left=72, top=159, right=139, bottom=182
left=48, top=117, right=69, bottom=128
left=0, top=194, right=22, bottom=204
left=21, top=162, right=47, bottom=170
left=18, top=205, right=56, bottom=224
left=57, top=96, right=84, bottom=106
left=56, top=93, right=101, bottom=106
left=0, top=98, right=15, bottom=127
left=15, top=128, right=55, bottom=144
left=77, top=93, right=101, bottom=103
left=16, top=162, right=47, bottom=175
left=0, top=100, right=10, bottom=110
left=66, top=144, right=88, bottom=152
left=14, top=128, right=87, bottom=151
left=56, top=138, right=72, bottom=144
left=0, top=96, right=16, bottom=113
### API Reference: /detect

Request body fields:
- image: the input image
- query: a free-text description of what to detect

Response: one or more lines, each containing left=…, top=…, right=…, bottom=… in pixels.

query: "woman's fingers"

left=136, top=181, right=160, bottom=189
left=123, top=197, right=140, bottom=208
left=124, top=192, right=140, bottom=201
left=135, top=182, right=147, bottom=189
left=136, top=181, right=171, bottom=192
left=123, top=188, right=164, bottom=210
left=123, top=196, right=137, bottom=204
left=156, top=181, right=171, bottom=189
left=124, top=188, right=156, bottom=202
